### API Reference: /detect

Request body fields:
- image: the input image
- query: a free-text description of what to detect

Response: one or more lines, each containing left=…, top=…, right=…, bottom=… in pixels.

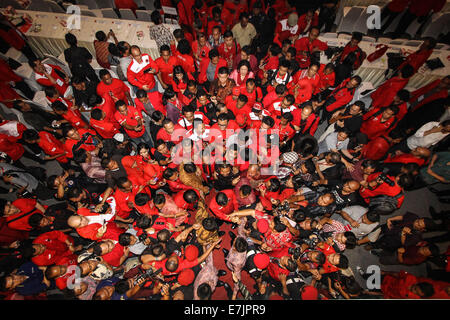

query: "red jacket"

left=384, top=153, right=427, bottom=167
left=361, top=108, right=398, bottom=140
left=198, top=57, right=228, bottom=84
left=315, top=64, right=336, bottom=94
left=31, top=231, right=74, bottom=266
left=294, top=37, right=328, bottom=60
left=371, top=76, right=410, bottom=109
left=291, top=109, right=319, bottom=136
left=325, top=78, right=357, bottom=112
left=207, top=189, right=239, bottom=222
left=37, top=131, right=69, bottom=163
left=4, top=198, right=43, bottom=231
left=398, top=49, right=433, bottom=74
left=360, top=172, right=404, bottom=208
left=127, top=54, right=159, bottom=90
left=410, top=79, right=449, bottom=112
left=170, top=43, right=196, bottom=76
left=298, top=13, right=319, bottom=34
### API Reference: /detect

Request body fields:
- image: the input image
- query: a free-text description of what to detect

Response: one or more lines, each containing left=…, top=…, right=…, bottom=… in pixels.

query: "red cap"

left=184, top=244, right=199, bottom=262
left=178, top=268, right=195, bottom=286
left=301, top=286, right=319, bottom=300
left=256, top=218, right=269, bottom=233
left=232, top=86, right=241, bottom=95
left=253, top=102, right=263, bottom=111
left=254, top=253, right=270, bottom=269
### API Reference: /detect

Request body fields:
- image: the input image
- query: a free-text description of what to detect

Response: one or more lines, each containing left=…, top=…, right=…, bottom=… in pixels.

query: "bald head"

left=68, top=215, right=84, bottom=228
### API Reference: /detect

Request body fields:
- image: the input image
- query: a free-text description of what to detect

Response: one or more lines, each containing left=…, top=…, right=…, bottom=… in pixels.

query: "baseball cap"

left=184, top=244, right=199, bottom=262
left=301, top=286, right=319, bottom=300
left=254, top=253, right=270, bottom=269
left=256, top=218, right=269, bottom=233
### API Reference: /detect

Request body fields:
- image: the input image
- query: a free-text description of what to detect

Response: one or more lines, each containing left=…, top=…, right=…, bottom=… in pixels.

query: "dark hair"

left=273, top=216, right=287, bottom=232
left=285, top=258, right=297, bottom=272
left=284, top=94, right=295, bottom=105
left=23, top=129, right=39, bottom=142
left=262, top=116, right=275, bottom=128
left=151, top=110, right=164, bottom=122
left=163, top=167, right=177, bottom=180
left=52, top=100, right=68, bottom=112
left=95, top=31, right=107, bottom=41
left=269, top=43, right=282, bottom=56
left=183, top=189, right=199, bottom=204
left=73, top=148, right=88, bottom=163
left=215, top=192, right=229, bottom=206
left=134, top=193, right=151, bottom=206
left=99, top=69, right=110, bottom=79
left=396, top=89, right=410, bottom=102
left=343, top=232, right=357, bottom=249
left=118, top=233, right=133, bottom=246
left=91, top=108, right=103, bottom=120
left=275, top=84, right=287, bottom=95
left=397, top=173, right=414, bottom=189
left=65, top=33, right=77, bottom=47
left=202, top=217, right=218, bottom=231
left=162, top=88, right=177, bottom=105
left=44, top=86, right=58, bottom=98
left=223, top=30, right=233, bottom=38
left=173, top=29, right=184, bottom=40
left=117, top=41, right=129, bottom=56
left=114, top=279, right=131, bottom=294
left=197, top=283, right=212, bottom=300
left=361, top=159, right=378, bottom=170
left=234, top=237, right=248, bottom=253
left=351, top=32, right=363, bottom=42
left=150, top=10, right=162, bottom=24
left=400, top=64, right=414, bottom=78
left=208, top=48, right=220, bottom=59
left=177, top=39, right=192, bottom=55
left=351, top=75, right=362, bottom=85
left=316, top=251, right=326, bottom=265
left=92, top=243, right=104, bottom=256
left=416, top=282, right=435, bottom=298
left=160, top=44, right=170, bottom=53
left=428, top=243, right=440, bottom=257
left=366, top=211, right=380, bottom=223
left=172, top=65, right=188, bottom=84
left=353, top=100, right=365, bottom=110
left=267, top=178, right=280, bottom=192
left=239, top=184, right=252, bottom=197
left=136, top=215, right=152, bottom=229
left=28, top=213, right=44, bottom=228
left=183, top=162, right=197, bottom=174
left=303, top=159, right=316, bottom=174
left=238, top=94, right=248, bottom=103
left=157, top=229, right=171, bottom=243
left=336, top=254, right=349, bottom=269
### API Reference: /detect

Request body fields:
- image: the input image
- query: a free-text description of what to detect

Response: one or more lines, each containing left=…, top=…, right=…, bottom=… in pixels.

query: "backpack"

left=368, top=193, right=403, bottom=215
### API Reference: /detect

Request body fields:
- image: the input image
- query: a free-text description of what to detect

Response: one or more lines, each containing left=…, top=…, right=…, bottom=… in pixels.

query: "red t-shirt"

left=155, top=56, right=178, bottom=86
left=90, top=115, right=121, bottom=139
left=5, top=198, right=43, bottom=231
left=114, top=105, right=145, bottom=138
left=96, top=78, right=130, bottom=103
left=38, top=131, right=69, bottom=163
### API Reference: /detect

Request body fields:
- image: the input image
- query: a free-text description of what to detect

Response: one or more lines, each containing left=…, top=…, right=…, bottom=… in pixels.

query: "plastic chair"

left=76, top=0, right=98, bottom=9
left=101, top=8, right=119, bottom=19
left=119, top=8, right=136, bottom=20
left=42, top=54, right=72, bottom=77
left=96, top=0, right=114, bottom=9
left=136, top=9, right=152, bottom=22
left=80, top=9, right=97, bottom=17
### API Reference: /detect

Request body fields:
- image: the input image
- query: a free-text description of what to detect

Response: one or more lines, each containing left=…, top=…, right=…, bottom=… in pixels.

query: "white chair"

left=136, top=9, right=152, bottom=22
left=42, top=54, right=72, bottom=77
left=119, top=8, right=136, bottom=20
left=81, top=9, right=96, bottom=17
left=377, top=37, right=392, bottom=44
left=322, top=32, right=338, bottom=40
left=101, top=8, right=119, bottom=19
left=362, top=36, right=376, bottom=43
left=44, top=0, right=65, bottom=13
left=336, top=7, right=365, bottom=34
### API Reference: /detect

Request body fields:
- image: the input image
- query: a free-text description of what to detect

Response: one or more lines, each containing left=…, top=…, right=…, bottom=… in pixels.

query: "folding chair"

left=119, top=8, right=136, bottom=20
left=44, top=0, right=65, bottom=13
left=136, top=9, right=152, bottom=22
left=101, top=8, right=119, bottom=19
left=336, top=7, right=365, bottom=34
left=80, top=9, right=97, bottom=17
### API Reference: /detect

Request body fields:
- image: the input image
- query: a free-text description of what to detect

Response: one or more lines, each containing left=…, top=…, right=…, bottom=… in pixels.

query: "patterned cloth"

left=322, top=220, right=347, bottom=252
left=193, top=247, right=218, bottom=300
left=149, top=24, right=175, bottom=51
left=225, top=245, right=247, bottom=297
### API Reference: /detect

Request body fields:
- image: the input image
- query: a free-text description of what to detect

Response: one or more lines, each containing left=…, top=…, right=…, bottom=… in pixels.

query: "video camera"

left=377, top=168, right=395, bottom=187
left=133, top=267, right=163, bottom=286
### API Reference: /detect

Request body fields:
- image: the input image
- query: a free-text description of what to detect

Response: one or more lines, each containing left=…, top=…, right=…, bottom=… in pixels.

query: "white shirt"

left=331, top=205, right=381, bottom=242
left=407, top=121, right=449, bottom=149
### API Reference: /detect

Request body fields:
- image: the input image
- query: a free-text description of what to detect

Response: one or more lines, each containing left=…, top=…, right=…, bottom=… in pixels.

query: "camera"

left=138, top=233, right=148, bottom=242
left=133, top=267, right=163, bottom=286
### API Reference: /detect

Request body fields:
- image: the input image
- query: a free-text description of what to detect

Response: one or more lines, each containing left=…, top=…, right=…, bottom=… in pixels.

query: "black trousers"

left=380, top=7, right=402, bottom=34
left=393, top=10, right=418, bottom=37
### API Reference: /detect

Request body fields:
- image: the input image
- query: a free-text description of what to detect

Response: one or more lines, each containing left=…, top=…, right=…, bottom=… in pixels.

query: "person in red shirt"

left=268, top=94, right=297, bottom=118
left=314, top=63, right=335, bottom=95
left=198, top=48, right=228, bottom=86
left=332, top=32, right=365, bottom=71
left=155, top=45, right=178, bottom=90
left=370, top=64, right=414, bottom=109
left=92, top=94, right=116, bottom=123
left=289, top=64, right=320, bottom=100
left=218, top=30, right=241, bottom=70
left=90, top=108, right=121, bottom=139
left=370, top=89, right=410, bottom=124
left=239, top=78, right=262, bottom=107
left=30, top=59, right=70, bottom=97
left=359, top=172, right=412, bottom=211
left=267, top=253, right=297, bottom=296
left=226, top=93, right=252, bottom=116
left=127, top=45, right=159, bottom=92
left=276, top=112, right=296, bottom=152
left=173, top=189, right=201, bottom=212
left=170, top=39, right=196, bottom=78
left=22, top=129, right=70, bottom=168
left=1, top=198, right=45, bottom=232
left=380, top=270, right=438, bottom=299
left=294, top=27, right=328, bottom=67
left=257, top=44, right=281, bottom=79
left=360, top=105, right=400, bottom=141
left=114, top=100, right=152, bottom=146
left=170, top=65, right=195, bottom=94
left=63, top=126, right=99, bottom=159
left=97, top=69, right=132, bottom=105
left=384, top=146, right=431, bottom=167
left=31, top=230, right=77, bottom=266
left=322, top=76, right=361, bottom=123
left=45, top=254, right=79, bottom=290
left=92, top=239, right=129, bottom=268
left=207, top=189, right=239, bottom=223
left=291, top=104, right=320, bottom=136
left=156, top=119, right=185, bottom=145
left=408, top=76, right=450, bottom=113
left=317, top=242, right=349, bottom=276
left=192, top=32, right=212, bottom=69
left=396, top=37, right=437, bottom=75
left=274, top=13, right=301, bottom=44
left=298, top=9, right=319, bottom=35
left=222, top=0, right=247, bottom=30
left=113, top=177, right=148, bottom=221
left=52, top=100, right=88, bottom=130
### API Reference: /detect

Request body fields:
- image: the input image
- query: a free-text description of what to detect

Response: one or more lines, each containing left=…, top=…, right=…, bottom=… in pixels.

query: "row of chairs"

left=336, top=5, right=450, bottom=40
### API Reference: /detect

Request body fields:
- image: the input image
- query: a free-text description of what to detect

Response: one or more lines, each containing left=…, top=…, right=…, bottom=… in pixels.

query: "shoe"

left=228, top=231, right=237, bottom=241
left=217, top=281, right=233, bottom=300
left=222, top=248, right=229, bottom=257
left=218, top=231, right=226, bottom=237
left=217, top=269, right=227, bottom=277
left=231, top=223, right=238, bottom=229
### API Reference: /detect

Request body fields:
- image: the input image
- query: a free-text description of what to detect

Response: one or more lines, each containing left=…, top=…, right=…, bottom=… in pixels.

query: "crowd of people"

left=0, top=0, right=449, bottom=301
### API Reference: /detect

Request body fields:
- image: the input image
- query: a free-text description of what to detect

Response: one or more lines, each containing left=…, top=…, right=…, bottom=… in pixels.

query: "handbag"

left=367, top=44, right=389, bottom=63
left=386, top=52, right=405, bottom=70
